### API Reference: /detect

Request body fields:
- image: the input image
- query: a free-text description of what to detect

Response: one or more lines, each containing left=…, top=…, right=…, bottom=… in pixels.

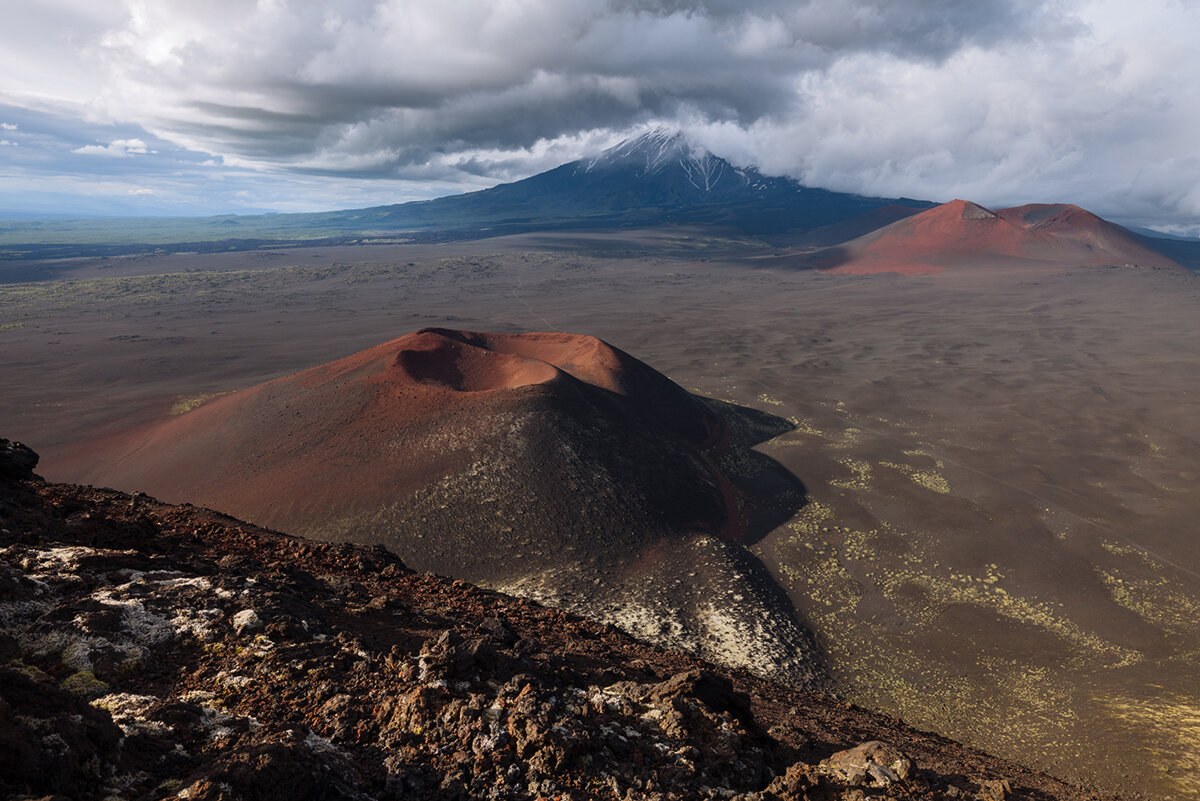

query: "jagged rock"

left=0, top=438, right=38, bottom=481
left=0, top=452, right=1114, bottom=801
left=175, top=734, right=366, bottom=801
left=0, top=665, right=123, bottom=799
left=476, top=616, right=519, bottom=645
left=764, top=761, right=822, bottom=797
left=821, top=740, right=914, bottom=787
left=979, top=778, right=1015, bottom=800
left=646, top=668, right=759, bottom=734
left=231, top=608, right=263, bottom=635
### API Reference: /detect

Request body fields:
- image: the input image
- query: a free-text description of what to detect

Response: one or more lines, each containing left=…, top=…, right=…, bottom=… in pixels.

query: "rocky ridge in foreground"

left=0, top=439, right=1110, bottom=801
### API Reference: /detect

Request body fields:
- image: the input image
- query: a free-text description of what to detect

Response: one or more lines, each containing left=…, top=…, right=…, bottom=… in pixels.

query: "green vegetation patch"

left=171, top=392, right=233, bottom=415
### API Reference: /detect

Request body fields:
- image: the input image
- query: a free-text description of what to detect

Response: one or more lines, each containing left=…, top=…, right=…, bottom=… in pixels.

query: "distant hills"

left=804, top=199, right=1188, bottom=275
left=0, top=130, right=933, bottom=260
left=1, top=128, right=1196, bottom=270
left=375, top=128, right=935, bottom=235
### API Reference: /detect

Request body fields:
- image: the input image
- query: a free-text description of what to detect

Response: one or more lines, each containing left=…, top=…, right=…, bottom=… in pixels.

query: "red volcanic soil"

left=814, top=199, right=1185, bottom=275
left=59, top=328, right=750, bottom=580
left=997, top=203, right=1186, bottom=267
left=57, top=328, right=819, bottom=685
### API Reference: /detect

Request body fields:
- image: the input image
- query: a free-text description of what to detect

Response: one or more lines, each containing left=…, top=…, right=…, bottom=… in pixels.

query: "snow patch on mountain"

left=583, top=128, right=743, bottom=193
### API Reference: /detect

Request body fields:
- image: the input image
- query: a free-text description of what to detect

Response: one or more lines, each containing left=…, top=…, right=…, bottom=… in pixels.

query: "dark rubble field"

left=0, top=439, right=1104, bottom=801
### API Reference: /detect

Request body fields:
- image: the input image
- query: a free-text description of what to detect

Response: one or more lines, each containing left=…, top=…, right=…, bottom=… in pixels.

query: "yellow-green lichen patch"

left=61, top=670, right=110, bottom=696
left=784, top=500, right=835, bottom=538
left=868, top=448, right=953, bottom=494
left=795, top=515, right=1142, bottom=672
left=849, top=643, right=1082, bottom=759
left=770, top=505, right=1129, bottom=781
left=1097, top=567, right=1200, bottom=634
left=784, top=416, right=824, bottom=437
left=833, top=427, right=863, bottom=448
left=959, top=657, right=1082, bottom=757
left=1140, top=433, right=1164, bottom=456
left=170, top=391, right=232, bottom=415
left=840, top=529, right=880, bottom=562
left=870, top=558, right=1140, bottom=669
left=830, top=458, right=873, bottom=491
left=880, top=459, right=951, bottom=494
left=778, top=508, right=863, bottom=617
left=1099, top=538, right=1155, bottom=562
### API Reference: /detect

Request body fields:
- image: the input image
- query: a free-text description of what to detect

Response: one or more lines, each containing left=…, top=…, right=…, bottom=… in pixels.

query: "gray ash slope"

left=0, top=439, right=1114, bottom=801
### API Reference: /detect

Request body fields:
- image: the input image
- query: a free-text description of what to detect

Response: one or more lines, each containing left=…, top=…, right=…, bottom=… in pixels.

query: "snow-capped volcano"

left=577, top=128, right=785, bottom=196
left=583, top=128, right=736, bottom=192
left=204, top=129, right=934, bottom=240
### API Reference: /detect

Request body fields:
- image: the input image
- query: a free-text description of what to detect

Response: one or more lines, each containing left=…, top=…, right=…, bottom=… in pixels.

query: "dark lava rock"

left=0, top=665, right=123, bottom=799
left=0, top=436, right=1115, bottom=801
left=648, top=668, right=761, bottom=735
left=0, top=438, right=38, bottom=482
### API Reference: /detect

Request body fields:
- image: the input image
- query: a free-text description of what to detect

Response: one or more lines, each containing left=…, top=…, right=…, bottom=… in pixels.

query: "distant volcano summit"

left=0, top=127, right=941, bottom=259
left=811, top=199, right=1186, bottom=274
left=208, top=129, right=933, bottom=242
left=580, top=128, right=757, bottom=194
left=65, top=328, right=823, bottom=686
left=481, top=128, right=932, bottom=233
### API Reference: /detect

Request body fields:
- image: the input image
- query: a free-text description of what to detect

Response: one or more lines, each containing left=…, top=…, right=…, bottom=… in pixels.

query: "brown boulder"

left=820, top=740, right=914, bottom=787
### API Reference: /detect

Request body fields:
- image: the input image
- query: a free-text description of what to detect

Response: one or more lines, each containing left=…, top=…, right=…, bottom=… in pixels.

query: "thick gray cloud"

left=82, top=0, right=1066, bottom=164
left=3, top=0, right=1200, bottom=231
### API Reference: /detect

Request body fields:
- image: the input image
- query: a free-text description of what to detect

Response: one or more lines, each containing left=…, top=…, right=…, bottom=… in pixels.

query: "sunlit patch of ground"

left=170, top=392, right=232, bottom=415
left=1100, top=693, right=1200, bottom=797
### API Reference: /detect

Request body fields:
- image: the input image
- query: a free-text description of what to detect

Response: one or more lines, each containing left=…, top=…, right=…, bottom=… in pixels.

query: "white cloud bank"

left=73, top=137, right=156, bottom=156
left=2, top=0, right=1200, bottom=230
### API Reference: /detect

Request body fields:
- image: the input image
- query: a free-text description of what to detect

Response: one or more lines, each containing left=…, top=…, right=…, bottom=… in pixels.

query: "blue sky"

left=3, top=0, right=1200, bottom=234
left=0, top=101, right=479, bottom=218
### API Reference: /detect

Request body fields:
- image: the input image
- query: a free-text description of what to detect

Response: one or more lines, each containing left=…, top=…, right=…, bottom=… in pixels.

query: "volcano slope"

left=809, top=199, right=1186, bottom=275
left=65, top=328, right=821, bottom=687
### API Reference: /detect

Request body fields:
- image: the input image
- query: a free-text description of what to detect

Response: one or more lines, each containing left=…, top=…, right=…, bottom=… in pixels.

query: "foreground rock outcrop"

left=1, top=439, right=1112, bottom=801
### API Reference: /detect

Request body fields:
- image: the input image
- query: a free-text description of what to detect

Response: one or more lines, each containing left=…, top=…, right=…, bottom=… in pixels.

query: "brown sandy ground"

left=0, top=237, right=1198, bottom=798
left=0, top=439, right=1109, bottom=801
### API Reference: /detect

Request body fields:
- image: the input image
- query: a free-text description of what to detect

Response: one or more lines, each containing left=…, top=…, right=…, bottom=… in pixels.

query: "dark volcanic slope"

left=0, top=440, right=1113, bottom=801
left=65, top=329, right=821, bottom=685
left=812, top=199, right=1186, bottom=274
